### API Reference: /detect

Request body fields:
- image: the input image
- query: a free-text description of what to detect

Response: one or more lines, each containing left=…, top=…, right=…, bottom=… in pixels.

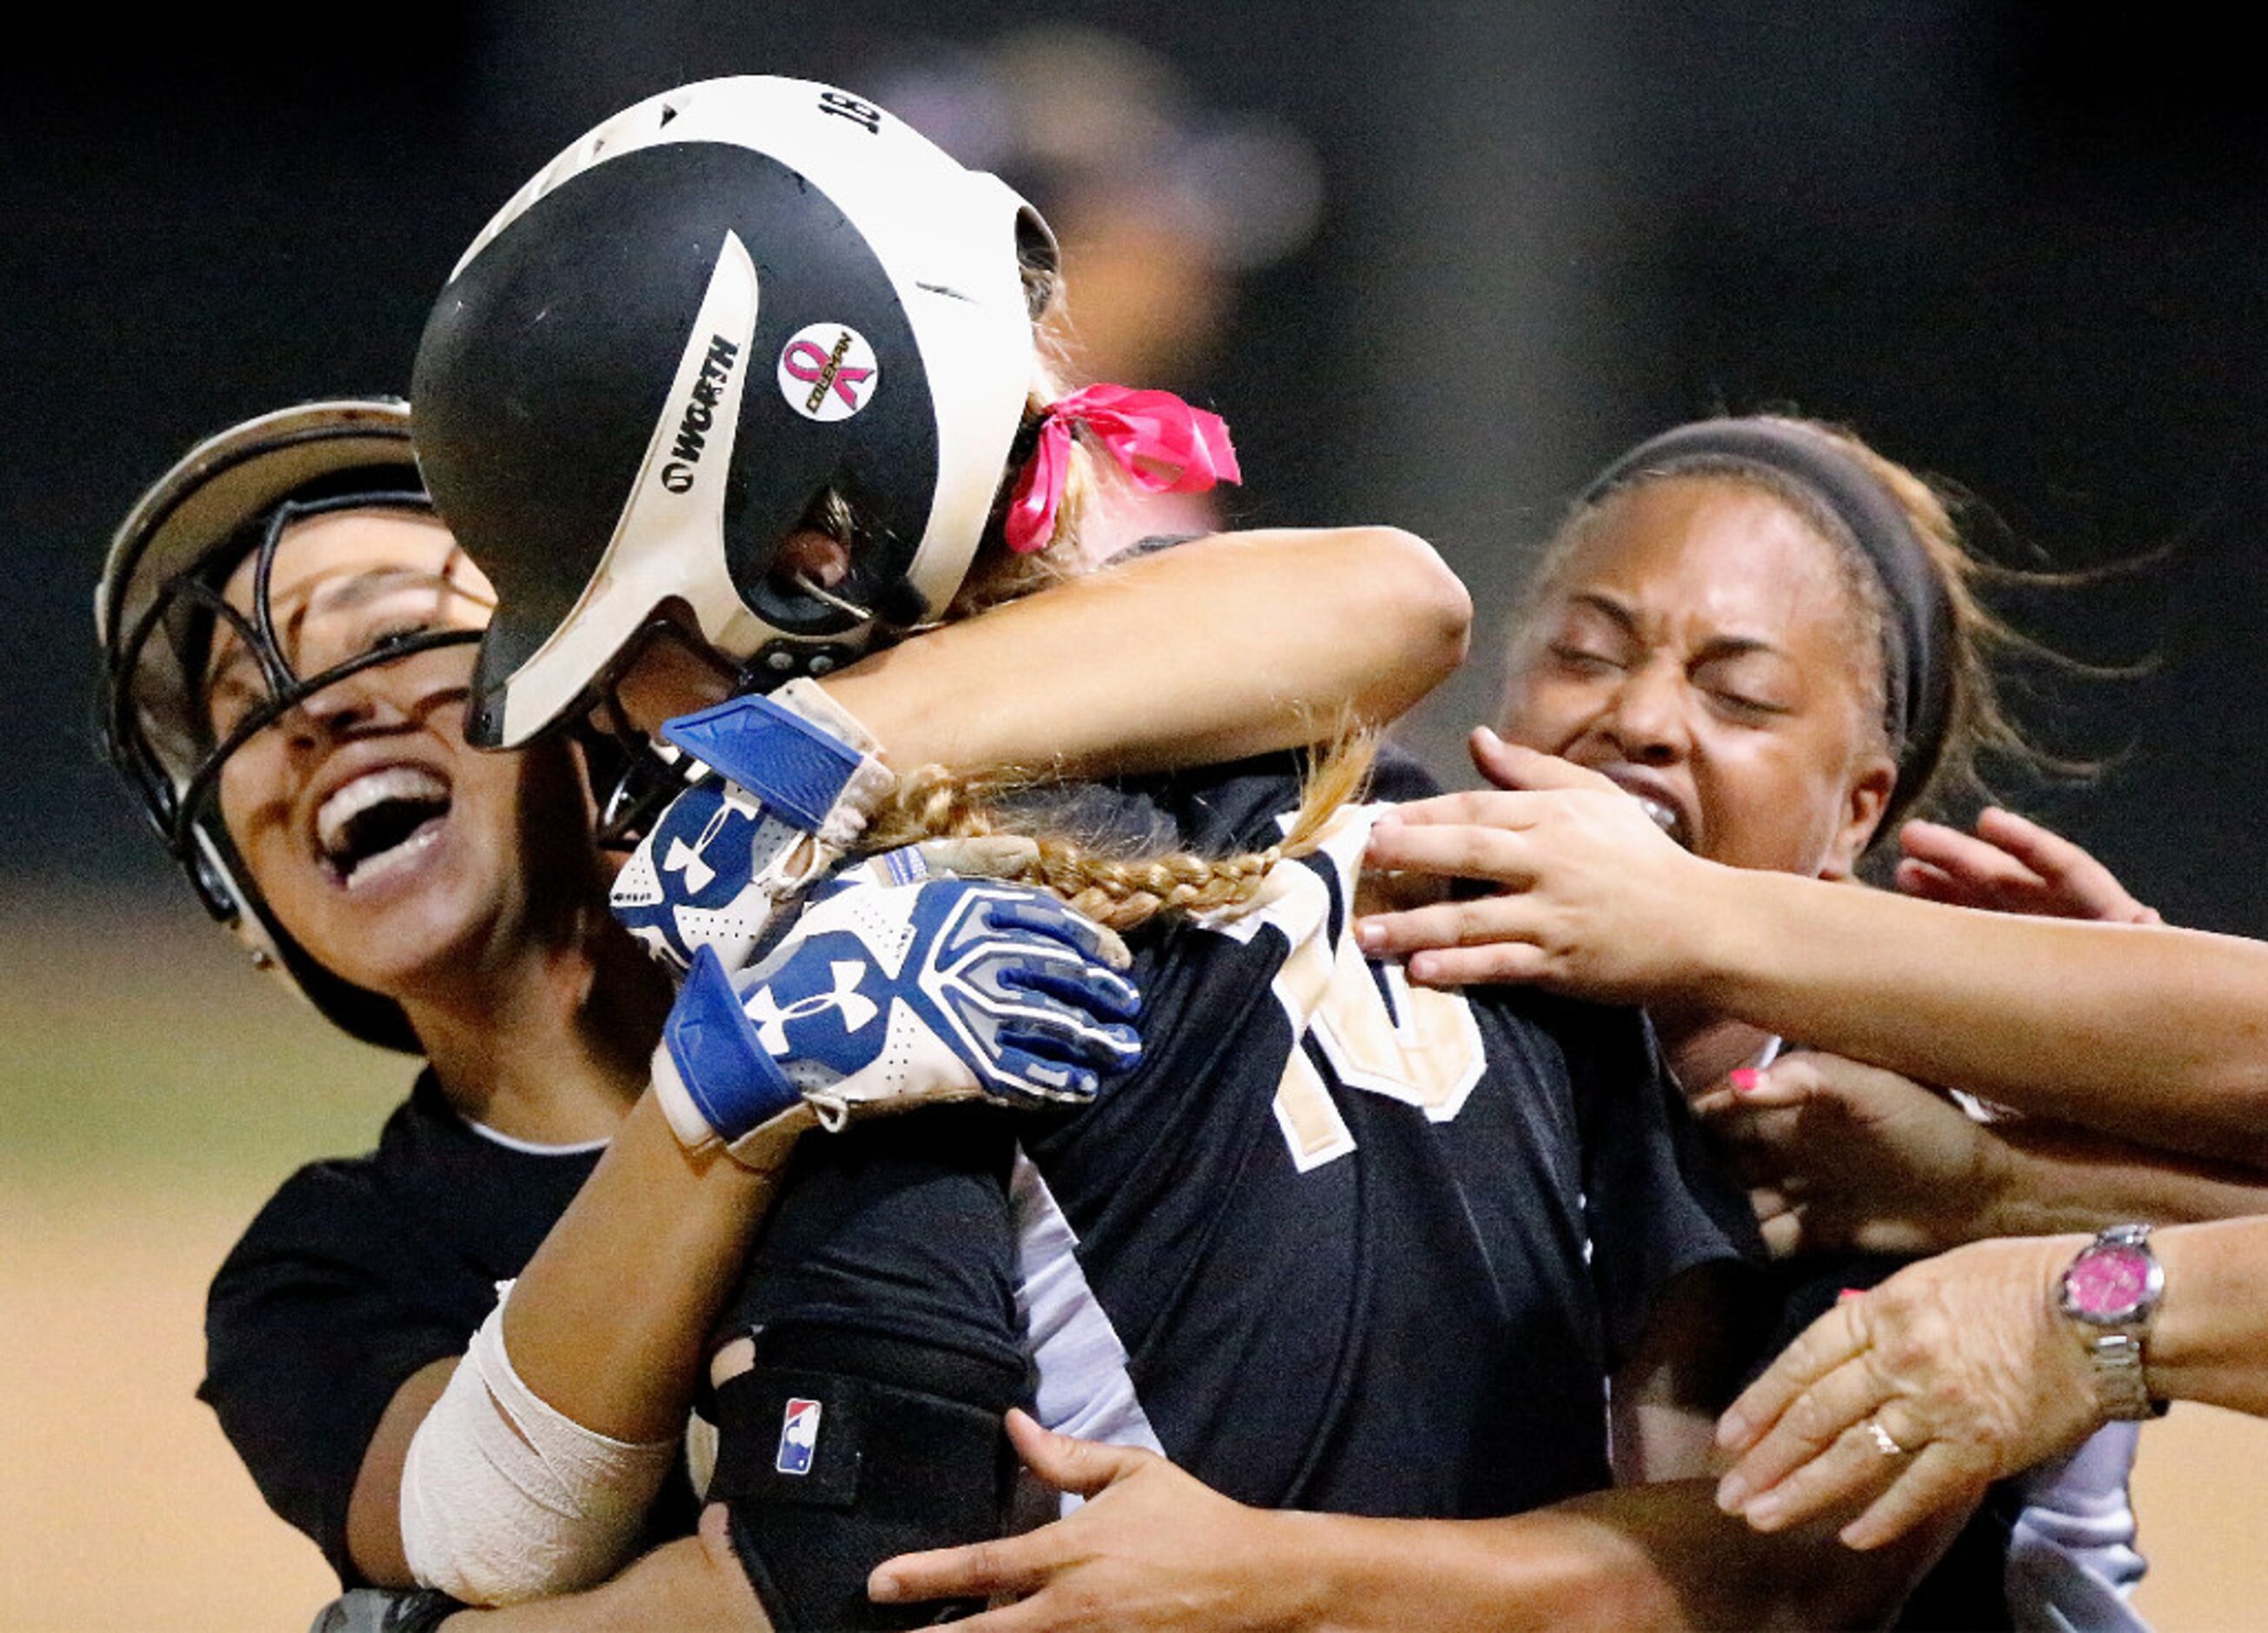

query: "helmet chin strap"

left=786, top=569, right=875, bottom=624
left=778, top=567, right=936, bottom=635
left=732, top=568, right=944, bottom=694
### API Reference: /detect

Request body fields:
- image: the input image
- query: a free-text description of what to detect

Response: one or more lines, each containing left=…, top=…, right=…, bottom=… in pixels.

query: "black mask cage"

left=97, top=398, right=503, bottom=1053
left=575, top=612, right=799, bottom=853
left=103, top=487, right=485, bottom=918
left=101, top=480, right=494, bottom=1056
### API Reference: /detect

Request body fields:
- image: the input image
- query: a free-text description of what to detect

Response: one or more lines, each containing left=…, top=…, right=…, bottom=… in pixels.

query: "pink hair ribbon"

left=1003, top=383, right=1242, bottom=554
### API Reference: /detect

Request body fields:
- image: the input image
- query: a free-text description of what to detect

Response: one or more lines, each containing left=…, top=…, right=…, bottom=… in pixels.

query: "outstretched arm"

left=867, top=1417, right=1942, bottom=1631
left=1698, top=1052, right=2268, bottom=1258
left=1357, top=732, right=2268, bottom=1168
left=1661, top=867, right=2268, bottom=1166
left=870, top=1280, right=1950, bottom=1631
left=755, top=526, right=1469, bottom=774
left=354, top=882, right=1138, bottom=1600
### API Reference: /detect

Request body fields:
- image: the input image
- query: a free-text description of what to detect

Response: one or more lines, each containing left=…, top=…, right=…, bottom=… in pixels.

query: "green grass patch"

left=0, top=895, right=413, bottom=1188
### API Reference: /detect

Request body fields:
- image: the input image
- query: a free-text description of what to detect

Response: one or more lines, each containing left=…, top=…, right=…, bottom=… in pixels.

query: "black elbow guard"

left=708, top=1324, right=1026, bottom=1630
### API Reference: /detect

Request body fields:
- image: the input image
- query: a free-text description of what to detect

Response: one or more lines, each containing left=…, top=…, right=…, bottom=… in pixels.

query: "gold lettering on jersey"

left=1273, top=1047, right=1357, bottom=1172
left=1260, top=806, right=1487, bottom=1170
left=1312, top=950, right=1487, bottom=1121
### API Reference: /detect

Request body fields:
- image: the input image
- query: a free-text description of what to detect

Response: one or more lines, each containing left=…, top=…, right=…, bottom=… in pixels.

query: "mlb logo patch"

left=775, top=1396, right=823, bottom=1476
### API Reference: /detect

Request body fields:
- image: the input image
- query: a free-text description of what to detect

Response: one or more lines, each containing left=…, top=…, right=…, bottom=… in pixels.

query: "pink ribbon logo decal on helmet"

left=782, top=340, right=874, bottom=407
left=1004, top=383, right=1242, bottom=554
left=776, top=323, right=880, bottom=423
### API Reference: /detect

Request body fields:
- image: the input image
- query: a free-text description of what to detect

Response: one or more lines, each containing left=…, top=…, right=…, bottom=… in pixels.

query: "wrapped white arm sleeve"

left=399, top=1286, right=679, bottom=1604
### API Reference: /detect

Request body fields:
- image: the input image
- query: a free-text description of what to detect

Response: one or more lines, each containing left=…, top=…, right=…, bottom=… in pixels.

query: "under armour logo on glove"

left=744, top=961, right=880, bottom=1050
left=662, top=795, right=747, bottom=894
left=611, top=681, right=895, bottom=973
left=651, top=875, right=1142, bottom=1168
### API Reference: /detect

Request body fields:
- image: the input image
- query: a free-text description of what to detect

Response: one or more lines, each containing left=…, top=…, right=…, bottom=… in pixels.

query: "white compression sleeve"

left=398, top=1285, right=679, bottom=1604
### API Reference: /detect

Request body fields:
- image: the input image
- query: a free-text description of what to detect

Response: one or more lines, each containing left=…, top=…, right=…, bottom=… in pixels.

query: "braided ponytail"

left=862, top=733, right=1377, bottom=933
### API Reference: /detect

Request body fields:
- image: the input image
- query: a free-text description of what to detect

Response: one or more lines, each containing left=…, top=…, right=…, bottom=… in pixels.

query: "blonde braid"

left=862, top=734, right=1377, bottom=933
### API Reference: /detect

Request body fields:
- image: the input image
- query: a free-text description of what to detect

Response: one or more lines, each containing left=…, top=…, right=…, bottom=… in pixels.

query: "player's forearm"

left=1981, top=1122, right=2268, bottom=1238
left=1282, top=1482, right=1932, bottom=1632
left=387, top=1110, right=774, bottom=1598
left=823, top=526, right=1468, bottom=777
left=503, top=1090, right=781, bottom=1442
left=1685, top=866, right=2268, bottom=1165
left=1277, top=1502, right=1683, bottom=1633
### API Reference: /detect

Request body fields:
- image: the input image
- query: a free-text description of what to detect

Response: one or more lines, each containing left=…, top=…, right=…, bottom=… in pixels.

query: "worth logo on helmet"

left=659, top=333, right=745, bottom=491
left=777, top=323, right=879, bottom=423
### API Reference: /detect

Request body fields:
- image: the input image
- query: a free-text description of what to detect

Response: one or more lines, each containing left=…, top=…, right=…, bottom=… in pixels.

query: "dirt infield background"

left=4, top=899, right=2264, bottom=1630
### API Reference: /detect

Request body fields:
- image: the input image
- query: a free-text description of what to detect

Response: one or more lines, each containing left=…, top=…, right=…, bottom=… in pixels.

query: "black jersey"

left=1002, top=781, right=1756, bottom=1520
left=198, top=1076, right=702, bottom=1581
left=202, top=1077, right=1017, bottom=1589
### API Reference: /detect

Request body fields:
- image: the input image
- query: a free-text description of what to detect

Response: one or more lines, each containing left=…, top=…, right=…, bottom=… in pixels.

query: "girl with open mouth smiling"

left=97, top=393, right=1471, bottom=1629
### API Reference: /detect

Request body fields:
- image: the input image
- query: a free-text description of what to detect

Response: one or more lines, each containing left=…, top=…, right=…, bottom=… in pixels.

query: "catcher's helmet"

left=412, top=75, right=1060, bottom=750
left=95, top=399, right=476, bottom=1052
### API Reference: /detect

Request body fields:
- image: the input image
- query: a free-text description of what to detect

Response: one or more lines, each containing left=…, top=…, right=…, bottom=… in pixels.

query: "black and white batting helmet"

left=95, top=399, right=470, bottom=1052
left=412, top=75, right=1060, bottom=750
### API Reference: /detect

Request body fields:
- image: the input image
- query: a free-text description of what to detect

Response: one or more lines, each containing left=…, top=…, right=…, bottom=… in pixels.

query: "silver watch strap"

left=2085, top=1332, right=2163, bottom=1421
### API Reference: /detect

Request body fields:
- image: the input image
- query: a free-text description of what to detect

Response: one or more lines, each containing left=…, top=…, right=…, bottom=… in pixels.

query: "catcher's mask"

left=411, top=74, right=1060, bottom=751
left=96, top=398, right=488, bottom=1051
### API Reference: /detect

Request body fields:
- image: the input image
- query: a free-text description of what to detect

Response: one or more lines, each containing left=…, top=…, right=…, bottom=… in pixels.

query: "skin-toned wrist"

left=2137, top=1219, right=2268, bottom=1416
left=1287, top=1503, right=1688, bottom=1633
left=1174, top=1507, right=1314, bottom=1633
left=1293, top=1510, right=1438, bottom=1633
left=2037, top=1232, right=2121, bottom=1436
left=716, top=1099, right=822, bottom=1178
left=1680, top=866, right=1899, bottom=1037
left=1997, top=1233, right=2106, bottom=1451
left=1660, top=853, right=1772, bottom=1015
left=1956, top=1123, right=2028, bottom=1244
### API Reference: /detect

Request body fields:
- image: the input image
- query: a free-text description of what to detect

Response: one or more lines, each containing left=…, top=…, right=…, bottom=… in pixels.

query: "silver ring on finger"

left=1867, top=1419, right=1912, bottom=1458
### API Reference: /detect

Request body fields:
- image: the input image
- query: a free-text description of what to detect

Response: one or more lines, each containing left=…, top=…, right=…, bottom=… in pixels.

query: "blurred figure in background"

left=868, top=23, right=1323, bottom=559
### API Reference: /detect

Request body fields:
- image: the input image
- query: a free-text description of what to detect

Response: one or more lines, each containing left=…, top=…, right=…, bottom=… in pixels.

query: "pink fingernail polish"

left=1838, top=1287, right=1866, bottom=1303
left=1728, top=1068, right=1759, bottom=1092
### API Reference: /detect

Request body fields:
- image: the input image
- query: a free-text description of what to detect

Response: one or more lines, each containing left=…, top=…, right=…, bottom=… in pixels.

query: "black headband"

left=1582, top=420, right=1956, bottom=816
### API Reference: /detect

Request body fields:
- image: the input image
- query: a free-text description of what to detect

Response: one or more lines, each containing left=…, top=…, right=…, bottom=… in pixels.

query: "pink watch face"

left=2069, top=1244, right=2152, bottom=1317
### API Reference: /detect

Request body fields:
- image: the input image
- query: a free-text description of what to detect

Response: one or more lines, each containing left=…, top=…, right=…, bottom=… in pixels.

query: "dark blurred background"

left=9, top=1, right=2265, bottom=934
left=10, top=11, right=2268, bottom=1623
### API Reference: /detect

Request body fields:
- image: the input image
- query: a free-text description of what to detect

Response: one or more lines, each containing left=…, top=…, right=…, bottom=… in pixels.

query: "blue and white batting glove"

left=611, top=680, right=896, bottom=973
left=648, top=867, right=1142, bottom=1168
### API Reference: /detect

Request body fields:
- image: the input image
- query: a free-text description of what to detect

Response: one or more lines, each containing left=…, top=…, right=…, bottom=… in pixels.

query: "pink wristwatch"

left=2055, top=1223, right=2167, bottom=1421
